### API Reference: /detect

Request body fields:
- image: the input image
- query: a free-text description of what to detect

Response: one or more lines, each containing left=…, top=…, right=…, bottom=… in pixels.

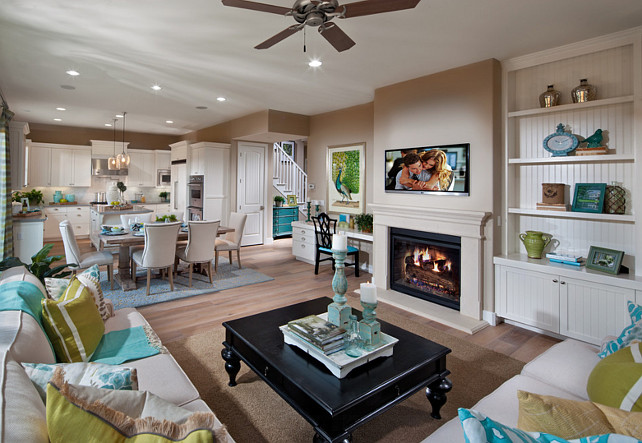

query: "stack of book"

left=546, top=253, right=584, bottom=266
left=536, top=202, right=569, bottom=211
left=287, top=315, right=346, bottom=355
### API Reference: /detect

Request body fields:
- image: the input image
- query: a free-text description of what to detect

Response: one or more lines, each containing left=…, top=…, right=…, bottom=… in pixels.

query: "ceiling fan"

left=221, top=0, right=421, bottom=52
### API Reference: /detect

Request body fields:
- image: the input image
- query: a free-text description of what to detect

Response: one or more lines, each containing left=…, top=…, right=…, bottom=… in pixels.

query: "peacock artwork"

left=327, top=143, right=365, bottom=214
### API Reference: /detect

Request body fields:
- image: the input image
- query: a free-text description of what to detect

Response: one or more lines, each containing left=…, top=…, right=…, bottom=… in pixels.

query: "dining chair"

left=120, top=213, right=154, bottom=230
left=59, top=220, right=115, bottom=289
left=312, top=213, right=359, bottom=276
left=175, top=220, right=220, bottom=287
left=215, top=212, right=247, bottom=271
left=131, top=222, right=181, bottom=296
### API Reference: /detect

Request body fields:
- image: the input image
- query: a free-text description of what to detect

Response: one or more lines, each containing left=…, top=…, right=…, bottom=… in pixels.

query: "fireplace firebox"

left=389, top=227, right=461, bottom=311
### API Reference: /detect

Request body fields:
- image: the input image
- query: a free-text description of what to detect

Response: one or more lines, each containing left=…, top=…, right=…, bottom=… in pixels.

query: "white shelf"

left=508, top=208, right=635, bottom=222
left=508, top=154, right=634, bottom=165
left=507, top=95, right=634, bottom=118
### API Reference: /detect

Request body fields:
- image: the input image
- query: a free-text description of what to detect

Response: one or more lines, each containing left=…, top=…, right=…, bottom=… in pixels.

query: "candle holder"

left=359, top=301, right=381, bottom=348
left=328, top=249, right=351, bottom=329
left=306, top=201, right=312, bottom=222
left=315, top=204, right=320, bottom=217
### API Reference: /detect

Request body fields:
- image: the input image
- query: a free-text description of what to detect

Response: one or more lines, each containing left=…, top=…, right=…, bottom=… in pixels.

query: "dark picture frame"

left=571, top=183, right=607, bottom=213
left=586, top=246, right=624, bottom=275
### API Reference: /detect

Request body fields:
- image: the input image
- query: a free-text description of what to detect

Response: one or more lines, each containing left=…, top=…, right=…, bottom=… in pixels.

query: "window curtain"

left=0, top=105, right=14, bottom=259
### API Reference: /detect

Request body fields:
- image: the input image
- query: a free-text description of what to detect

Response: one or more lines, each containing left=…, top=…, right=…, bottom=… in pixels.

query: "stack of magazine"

left=546, top=252, right=584, bottom=266
left=287, top=315, right=346, bottom=355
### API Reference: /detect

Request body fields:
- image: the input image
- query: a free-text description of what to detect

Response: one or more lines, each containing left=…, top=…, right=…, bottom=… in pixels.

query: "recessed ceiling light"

left=60, top=85, right=76, bottom=90
left=216, top=97, right=226, bottom=102
left=196, top=106, right=208, bottom=110
left=151, top=85, right=162, bottom=91
left=309, top=59, right=322, bottom=68
left=53, top=118, right=62, bottom=122
left=104, top=123, right=112, bottom=127
left=166, top=120, right=174, bottom=124
left=115, top=114, right=124, bottom=118
left=56, top=107, right=66, bottom=111
left=66, top=70, right=80, bottom=76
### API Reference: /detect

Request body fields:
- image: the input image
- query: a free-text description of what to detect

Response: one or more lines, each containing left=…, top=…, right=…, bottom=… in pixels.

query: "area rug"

left=166, top=301, right=524, bottom=443
left=100, top=257, right=273, bottom=310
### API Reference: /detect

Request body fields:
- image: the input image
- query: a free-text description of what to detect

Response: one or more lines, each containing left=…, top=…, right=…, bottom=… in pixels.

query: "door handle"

left=260, top=205, right=264, bottom=210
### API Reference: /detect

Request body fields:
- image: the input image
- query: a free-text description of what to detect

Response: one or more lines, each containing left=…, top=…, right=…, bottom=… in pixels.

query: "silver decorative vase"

left=539, top=85, right=560, bottom=108
left=571, top=79, right=597, bottom=103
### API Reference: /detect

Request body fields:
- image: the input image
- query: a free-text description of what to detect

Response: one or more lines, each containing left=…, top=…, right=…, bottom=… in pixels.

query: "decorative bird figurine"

left=583, top=129, right=603, bottom=148
left=335, top=168, right=352, bottom=202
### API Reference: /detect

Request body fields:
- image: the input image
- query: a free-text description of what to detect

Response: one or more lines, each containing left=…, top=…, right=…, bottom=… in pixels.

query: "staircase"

left=273, top=143, right=307, bottom=218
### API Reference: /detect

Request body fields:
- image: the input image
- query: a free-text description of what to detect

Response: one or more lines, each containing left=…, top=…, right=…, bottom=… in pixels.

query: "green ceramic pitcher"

left=519, top=231, right=552, bottom=259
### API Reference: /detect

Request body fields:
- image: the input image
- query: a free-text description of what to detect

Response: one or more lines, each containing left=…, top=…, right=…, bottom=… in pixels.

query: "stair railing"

left=273, top=143, right=307, bottom=204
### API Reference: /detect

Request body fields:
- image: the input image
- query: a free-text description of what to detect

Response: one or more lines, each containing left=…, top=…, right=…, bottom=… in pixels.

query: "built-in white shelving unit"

left=495, top=27, right=642, bottom=344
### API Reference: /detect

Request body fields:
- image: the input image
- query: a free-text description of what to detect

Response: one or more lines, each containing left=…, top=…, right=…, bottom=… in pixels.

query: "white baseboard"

left=482, top=310, right=498, bottom=326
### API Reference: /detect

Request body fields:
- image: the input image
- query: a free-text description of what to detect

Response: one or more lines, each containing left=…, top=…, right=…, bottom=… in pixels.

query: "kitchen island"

left=90, top=206, right=154, bottom=250
left=13, top=212, right=46, bottom=262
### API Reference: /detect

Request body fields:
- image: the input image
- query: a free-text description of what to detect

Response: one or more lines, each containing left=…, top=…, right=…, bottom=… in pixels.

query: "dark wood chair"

left=312, top=213, right=359, bottom=276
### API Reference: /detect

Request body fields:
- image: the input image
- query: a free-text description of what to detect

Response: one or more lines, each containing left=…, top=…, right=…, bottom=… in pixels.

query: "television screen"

left=385, top=143, right=469, bottom=196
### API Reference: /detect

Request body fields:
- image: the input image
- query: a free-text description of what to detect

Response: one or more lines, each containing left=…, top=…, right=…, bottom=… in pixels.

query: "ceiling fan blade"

left=255, top=26, right=302, bottom=49
left=318, top=22, right=355, bottom=52
left=221, top=0, right=291, bottom=15
left=341, top=0, right=420, bottom=18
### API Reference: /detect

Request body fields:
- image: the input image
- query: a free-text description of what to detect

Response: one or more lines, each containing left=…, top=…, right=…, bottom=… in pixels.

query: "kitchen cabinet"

left=28, top=144, right=91, bottom=187
left=127, top=150, right=156, bottom=187
left=27, top=145, right=51, bottom=187
left=190, top=146, right=205, bottom=175
left=44, top=206, right=90, bottom=240
left=155, top=150, right=170, bottom=171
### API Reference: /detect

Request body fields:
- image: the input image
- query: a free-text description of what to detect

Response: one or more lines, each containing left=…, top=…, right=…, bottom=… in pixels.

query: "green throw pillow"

left=41, top=276, right=105, bottom=363
left=587, top=342, right=642, bottom=412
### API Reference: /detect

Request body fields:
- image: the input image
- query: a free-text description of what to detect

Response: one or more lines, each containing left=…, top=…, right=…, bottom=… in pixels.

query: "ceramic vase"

left=519, top=231, right=552, bottom=259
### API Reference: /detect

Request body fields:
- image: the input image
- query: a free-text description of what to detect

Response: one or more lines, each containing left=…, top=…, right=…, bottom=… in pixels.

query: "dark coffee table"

left=221, top=298, right=452, bottom=443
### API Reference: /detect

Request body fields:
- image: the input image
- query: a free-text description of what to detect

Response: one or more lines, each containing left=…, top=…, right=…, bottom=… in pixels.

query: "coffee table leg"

left=425, top=376, right=452, bottom=419
left=221, top=346, right=241, bottom=387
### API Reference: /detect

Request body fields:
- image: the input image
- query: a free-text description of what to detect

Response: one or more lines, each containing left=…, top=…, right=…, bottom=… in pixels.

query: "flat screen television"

left=385, top=143, right=470, bottom=196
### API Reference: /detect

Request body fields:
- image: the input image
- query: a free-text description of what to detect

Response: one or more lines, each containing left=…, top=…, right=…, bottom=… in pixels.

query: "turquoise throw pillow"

left=458, top=408, right=642, bottom=443
left=599, top=301, right=642, bottom=359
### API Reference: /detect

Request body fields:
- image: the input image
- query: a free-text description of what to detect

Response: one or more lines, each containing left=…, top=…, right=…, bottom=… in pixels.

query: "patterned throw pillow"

left=22, top=362, right=137, bottom=402
left=44, top=277, right=70, bottom=300
left=76, top=265, right=110, bottom=320
left=599, top=301, right=642, bottom=358
left=588, top=342, right=642, bottom=412
left=41, top=277, right=105, bottom=363
left=458, top=408, right=641, bottom=443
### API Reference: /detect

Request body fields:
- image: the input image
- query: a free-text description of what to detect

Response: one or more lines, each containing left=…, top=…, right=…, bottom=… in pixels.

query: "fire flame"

left=411, top=246, right=452, bottom=273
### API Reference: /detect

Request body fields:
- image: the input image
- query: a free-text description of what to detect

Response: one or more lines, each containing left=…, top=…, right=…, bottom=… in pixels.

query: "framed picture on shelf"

left=586, top=246, right=624, bottom=275
left=286, top=195, right=297, bottom=206
left=327, top=143, right=365, bottom=215
left=571, top=183, right=607, bottom=213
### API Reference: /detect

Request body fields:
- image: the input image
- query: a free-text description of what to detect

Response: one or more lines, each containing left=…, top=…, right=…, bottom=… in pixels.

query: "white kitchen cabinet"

left=44, top=206, right=90, bottom=240
left=155, top=150, right=170, bottom=171
left=190, top=146, right=205, bottom=175
left=27, top=145, right=51, bottom=187
left=291, top=221, right=316, bottom=264
left=29, top=144, right=90, bottom=188
left=128, top=150, right=156, bottom=187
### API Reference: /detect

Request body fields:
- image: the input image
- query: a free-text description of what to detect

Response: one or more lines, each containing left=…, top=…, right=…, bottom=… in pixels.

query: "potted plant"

left=274, top=195, right=285, bottom=207
left=116, top=181, right=127, bottom=203
left=13, top=189, right=44, bottom=207
left=159, top=191, right=169, bottom=202
left=0, top=244, right=74, bottom=285
left=354, top=213, right=373, bottom=233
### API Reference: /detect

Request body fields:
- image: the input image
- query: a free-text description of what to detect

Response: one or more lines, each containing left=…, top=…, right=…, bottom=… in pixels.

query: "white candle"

left=360, top=282, right=377, bottom=304
left=332, top=233, right=347, bottom=251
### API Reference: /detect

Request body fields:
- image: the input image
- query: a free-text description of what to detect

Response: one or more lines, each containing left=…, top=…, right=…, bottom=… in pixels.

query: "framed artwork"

left=586, top=246, right=624, bottom=275
left=571, top=183, right=606, bottom=213
left=327, top=143, right=365, bottom=215
left=281, top=141, right=294, bottom=158
left=286, top=194, right=297, bottom=206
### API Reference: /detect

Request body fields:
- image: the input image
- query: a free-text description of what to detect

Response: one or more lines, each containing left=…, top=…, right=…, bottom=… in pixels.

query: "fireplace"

left=389, top=227, right=461, bottom=311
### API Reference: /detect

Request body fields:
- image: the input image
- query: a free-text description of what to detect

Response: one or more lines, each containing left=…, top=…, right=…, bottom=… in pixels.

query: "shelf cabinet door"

left=28, top=146, right=51, bottom=187
left=560, top=277, right=635, bottom=345
left=495, top=265, right=560, bottom=333
left=72, top=149, right=91, bottom=187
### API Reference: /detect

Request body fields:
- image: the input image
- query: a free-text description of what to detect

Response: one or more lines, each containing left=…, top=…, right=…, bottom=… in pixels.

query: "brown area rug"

left=166, top=302, right=524, bottom=443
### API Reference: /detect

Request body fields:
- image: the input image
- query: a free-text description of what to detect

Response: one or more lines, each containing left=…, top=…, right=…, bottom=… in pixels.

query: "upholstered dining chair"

left=120, top=213, right=154, bottom=230
left=131, top=222, right=181, bottom=296
left=59, top=220, right=115, bottom=289
left=215, top=212, right=247, bottom=272
left=175, top=220, right=220, bottom=287
left=312, top=213, right=359, bottom=276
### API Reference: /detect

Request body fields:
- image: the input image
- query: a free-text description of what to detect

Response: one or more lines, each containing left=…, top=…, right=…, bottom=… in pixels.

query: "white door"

left=237, top=143, right=265, bottom=246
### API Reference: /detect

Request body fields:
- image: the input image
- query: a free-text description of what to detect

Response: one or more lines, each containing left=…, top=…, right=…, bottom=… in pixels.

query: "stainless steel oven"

left=157, top=169, right=171, bottom=186
left=188, top=207, right=203, bottom=221
left=188, top=175, right=204, bottom=208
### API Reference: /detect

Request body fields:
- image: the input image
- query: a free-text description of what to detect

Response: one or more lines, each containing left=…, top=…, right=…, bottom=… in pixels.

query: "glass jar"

left=571, top=79, right=597, bottom=103
left=539, top=85, right=560, bottom=108
left=344, top=315, right=362, bottom=358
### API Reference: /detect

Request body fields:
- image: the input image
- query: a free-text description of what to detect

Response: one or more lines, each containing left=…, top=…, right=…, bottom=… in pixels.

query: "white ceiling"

left=1, top=0, right=641, bottom=135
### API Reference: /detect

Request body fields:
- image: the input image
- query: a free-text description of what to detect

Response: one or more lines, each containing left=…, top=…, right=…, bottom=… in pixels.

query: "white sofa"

left=423, top=338, right=601, bottom=442
left=0, top=266, right=233, bottom=442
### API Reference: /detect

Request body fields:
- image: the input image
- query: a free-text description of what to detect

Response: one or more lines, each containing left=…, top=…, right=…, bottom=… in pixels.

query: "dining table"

left=97, top=225, right=234, bottom=291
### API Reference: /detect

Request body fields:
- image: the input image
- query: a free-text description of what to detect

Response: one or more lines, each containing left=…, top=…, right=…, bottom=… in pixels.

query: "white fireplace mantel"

left=370, top=204, right=491, bottom=334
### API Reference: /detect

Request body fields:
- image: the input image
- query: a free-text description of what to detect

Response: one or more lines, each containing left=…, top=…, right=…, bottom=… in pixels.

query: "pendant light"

left=116, top=111, right=130, bottom=168
left=108, top=118, right=118, bottom=170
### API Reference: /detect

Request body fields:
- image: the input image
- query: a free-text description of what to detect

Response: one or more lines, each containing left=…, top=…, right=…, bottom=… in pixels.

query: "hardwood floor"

left=51, top=237, right=560, bottom=363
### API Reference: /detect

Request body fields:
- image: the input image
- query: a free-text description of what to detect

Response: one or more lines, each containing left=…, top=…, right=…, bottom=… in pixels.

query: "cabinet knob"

left=560, top=281, right=566, bottom=285
left=552, top=279, right=558, bottom=283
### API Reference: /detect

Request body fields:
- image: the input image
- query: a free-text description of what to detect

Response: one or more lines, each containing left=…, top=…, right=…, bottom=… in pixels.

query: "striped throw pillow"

left=588, top=342, right=642, bottom=412
left=76, top=265, right=110, bottom=320
left=599, top=301, right=642, bottom=358
left=41, top=277, right=105, bottom=363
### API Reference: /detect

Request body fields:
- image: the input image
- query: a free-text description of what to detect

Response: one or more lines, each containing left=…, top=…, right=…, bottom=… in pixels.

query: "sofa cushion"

left=520, top=339, right=600, bottom=400
left=599, top=301, right=642, bottom=359
left=588, top=343, right=642, bottom=412
left=44, top=277, right=69, bottom=300
left=0, top=311, right=56, bottom=364
left=0, top=265, right=47, bottom=299
left=104, top=308, right=151, bottom=333
left=41, top=277, right=105, bottom=362
left=1, top=358, right=48, bottom=442
left=45, top=368, right=231, bottom=443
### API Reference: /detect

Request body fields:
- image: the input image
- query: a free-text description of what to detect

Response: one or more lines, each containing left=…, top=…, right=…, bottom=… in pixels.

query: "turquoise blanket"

left=91, top=326, right=160, bottom=364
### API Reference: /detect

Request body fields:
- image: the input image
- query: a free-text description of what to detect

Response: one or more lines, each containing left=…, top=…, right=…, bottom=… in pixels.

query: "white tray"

left=280, top=315, right=397, bottom=379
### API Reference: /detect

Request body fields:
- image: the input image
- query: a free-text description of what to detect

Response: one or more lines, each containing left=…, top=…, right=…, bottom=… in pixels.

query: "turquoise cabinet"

left=273, top=206, right=298, bottom=237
